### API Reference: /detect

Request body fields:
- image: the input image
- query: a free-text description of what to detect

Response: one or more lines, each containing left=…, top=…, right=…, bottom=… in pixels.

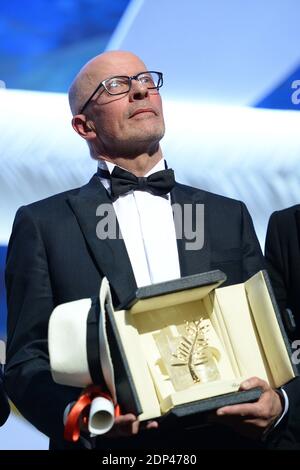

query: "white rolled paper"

left=88, top=396, right=115, bottom=435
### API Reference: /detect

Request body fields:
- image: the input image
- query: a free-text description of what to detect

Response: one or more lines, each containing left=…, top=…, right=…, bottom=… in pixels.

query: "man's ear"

left=71, top=115, right=96, bottom=140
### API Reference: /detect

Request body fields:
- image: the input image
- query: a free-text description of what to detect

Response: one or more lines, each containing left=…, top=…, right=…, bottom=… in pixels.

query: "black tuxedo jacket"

left=265, top=205, right=300, bottom=340
left=0, top=368, right=9, bottom=426
left=5, top=175, right=298, bottom=449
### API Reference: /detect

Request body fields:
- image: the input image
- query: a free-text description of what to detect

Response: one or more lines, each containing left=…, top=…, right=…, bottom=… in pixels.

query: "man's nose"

left=129, top=79, right=149, bottom=100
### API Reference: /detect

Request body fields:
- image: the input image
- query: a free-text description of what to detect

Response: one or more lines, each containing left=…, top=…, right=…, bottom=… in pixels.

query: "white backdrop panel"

left=1, top=88, right=300, bottom=246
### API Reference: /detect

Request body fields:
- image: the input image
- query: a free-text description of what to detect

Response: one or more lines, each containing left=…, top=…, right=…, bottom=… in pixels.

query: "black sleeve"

left=265, top=212, right=288, bottom=313
left=0, top=368, right=10, bottom=426
left=264, top=213, right=300, bottom=448
left=4, top=206, right=80, bottom=439
left=240, top=202, right=265, bottom=280
left=266, top=377, right=300, bottom=449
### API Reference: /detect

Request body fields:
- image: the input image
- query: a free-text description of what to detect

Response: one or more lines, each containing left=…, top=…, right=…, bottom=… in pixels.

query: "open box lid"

left=118, top=270, right=227, bottom=312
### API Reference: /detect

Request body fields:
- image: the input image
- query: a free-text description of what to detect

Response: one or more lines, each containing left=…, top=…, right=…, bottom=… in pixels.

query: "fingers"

left=216, top=376, right=270, bottom=417
left=213, top=376, right=283, bottom=439
left=218, top=391, right=264, bottom=418
left=106, top=413, right=139, bottom=438
left=143, top=420, right=159, bottom=430
left=106, top=414, right=159, bottom=438
left=114, top=413, right=136, bottom=425
left=217, top=402, right=260, bottom=418
left=239, top=376, right=270, bottom=393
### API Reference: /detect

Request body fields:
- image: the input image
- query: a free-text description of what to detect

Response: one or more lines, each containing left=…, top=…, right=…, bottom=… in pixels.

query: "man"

left=4, top=51, right=299, bottom=450
left=265, top=206, right=300, bottom=341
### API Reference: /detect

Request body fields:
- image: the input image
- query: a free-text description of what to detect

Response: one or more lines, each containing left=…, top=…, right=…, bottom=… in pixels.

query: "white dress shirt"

left=98, top=158, right=181, bottom=287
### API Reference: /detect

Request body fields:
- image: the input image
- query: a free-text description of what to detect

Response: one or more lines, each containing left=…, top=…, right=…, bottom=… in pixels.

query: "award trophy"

left=155, top=319, right=220, bottom=391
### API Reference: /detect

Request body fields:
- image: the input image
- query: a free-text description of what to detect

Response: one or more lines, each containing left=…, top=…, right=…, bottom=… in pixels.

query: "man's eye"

left=139, top=75, right=154, bottom=85
left=109, top=80, right=122, bottom=88
left=105, top=78, right=129, bottom=94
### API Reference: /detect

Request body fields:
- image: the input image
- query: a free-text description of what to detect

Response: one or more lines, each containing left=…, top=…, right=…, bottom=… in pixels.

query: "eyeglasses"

left=79, top=71, right=163, bottom=114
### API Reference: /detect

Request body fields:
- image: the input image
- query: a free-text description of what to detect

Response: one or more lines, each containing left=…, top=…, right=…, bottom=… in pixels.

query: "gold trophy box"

left=104, top=270, right=297, bottom=427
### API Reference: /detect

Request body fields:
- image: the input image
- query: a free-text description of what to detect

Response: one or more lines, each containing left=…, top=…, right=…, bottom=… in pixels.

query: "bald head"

left=69, top=50, right=165, bottom=165
left=68, top=51, right=148, bottom=116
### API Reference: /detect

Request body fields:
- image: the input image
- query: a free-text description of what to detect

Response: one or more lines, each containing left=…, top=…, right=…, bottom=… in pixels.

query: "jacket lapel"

left=67, top=174, right=137, bottom=305
left=171, top=183, right=211, bottom=277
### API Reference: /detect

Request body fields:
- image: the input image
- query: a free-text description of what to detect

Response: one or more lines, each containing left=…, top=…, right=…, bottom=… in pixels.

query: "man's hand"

left=105, top=413, right=159, bottom=438
left=79, top=410, right=158, bottom=439
left=211, top=377, right=283, bottom=439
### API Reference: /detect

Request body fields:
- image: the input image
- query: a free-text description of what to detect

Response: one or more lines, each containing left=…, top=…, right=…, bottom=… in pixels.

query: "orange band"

left=64, top=385, right=120, bottom=442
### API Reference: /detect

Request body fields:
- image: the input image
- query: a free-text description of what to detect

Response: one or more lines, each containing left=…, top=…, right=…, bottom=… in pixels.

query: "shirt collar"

left=97, top=158, right=166, bottom=177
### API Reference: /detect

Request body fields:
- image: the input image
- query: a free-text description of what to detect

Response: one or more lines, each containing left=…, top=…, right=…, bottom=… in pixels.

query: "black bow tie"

left=98, top=166, right=175, bottom=201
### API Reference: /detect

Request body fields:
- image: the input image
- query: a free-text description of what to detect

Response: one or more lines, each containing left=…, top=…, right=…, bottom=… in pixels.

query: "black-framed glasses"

left=79, top=71, right=163, bottom=114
